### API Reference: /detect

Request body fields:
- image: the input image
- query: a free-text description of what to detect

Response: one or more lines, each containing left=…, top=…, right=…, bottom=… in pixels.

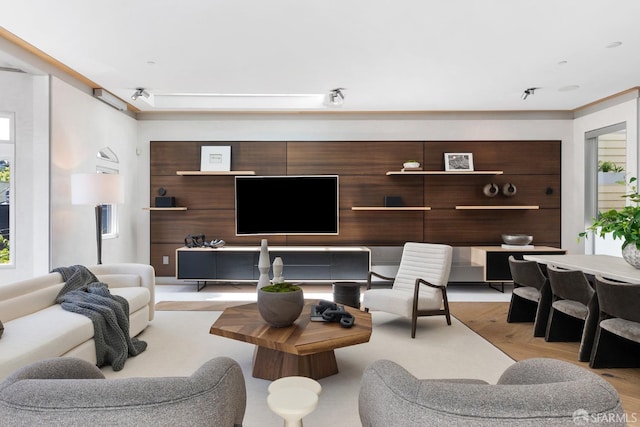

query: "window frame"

left=0, top=113, right=15, bottom=266
left=97, top=165, right=119, bottom=240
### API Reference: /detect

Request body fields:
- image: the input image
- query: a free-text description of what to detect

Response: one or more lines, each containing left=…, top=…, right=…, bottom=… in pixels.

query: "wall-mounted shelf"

left=386, top=170, right=503, bottom=176
left=455, top=205, right=539, bottom=210
left=176, top=171, right=256, bottom=176
left=351, top=207, right=431, bottom=211
left=143, top=207, right=188, bottom=211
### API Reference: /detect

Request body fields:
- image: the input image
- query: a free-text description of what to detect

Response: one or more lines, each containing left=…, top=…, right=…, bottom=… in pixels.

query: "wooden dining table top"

left=523, top=254, right=640, bottom=284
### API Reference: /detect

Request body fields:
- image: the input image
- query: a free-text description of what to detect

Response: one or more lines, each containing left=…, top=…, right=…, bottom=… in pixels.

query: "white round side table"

left=267, top=386, right=318, bottom=427
left=268, top=376, right=322, bottom=395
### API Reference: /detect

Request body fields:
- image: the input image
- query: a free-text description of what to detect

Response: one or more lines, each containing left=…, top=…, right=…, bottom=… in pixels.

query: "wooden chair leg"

left=442, top=288, right=452, bottom=326
left=411, top=313, right=417, bottom=338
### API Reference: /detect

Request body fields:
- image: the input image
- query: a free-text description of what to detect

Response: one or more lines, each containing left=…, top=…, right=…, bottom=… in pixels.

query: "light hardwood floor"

left=450, top=301, right=640, bottom=425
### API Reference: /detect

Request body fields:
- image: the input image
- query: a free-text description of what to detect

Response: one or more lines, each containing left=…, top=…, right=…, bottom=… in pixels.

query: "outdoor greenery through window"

left=0, top=114, right=14, bottom=265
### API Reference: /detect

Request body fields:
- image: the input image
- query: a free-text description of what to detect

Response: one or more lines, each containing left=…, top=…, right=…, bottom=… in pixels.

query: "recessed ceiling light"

left=558, top=85, right=580, bottom=92
left=606, top=41, right=622, bottom=48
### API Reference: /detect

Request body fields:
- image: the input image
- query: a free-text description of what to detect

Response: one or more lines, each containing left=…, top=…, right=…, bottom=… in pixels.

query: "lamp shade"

left=71, top=173, right=124, bottom=205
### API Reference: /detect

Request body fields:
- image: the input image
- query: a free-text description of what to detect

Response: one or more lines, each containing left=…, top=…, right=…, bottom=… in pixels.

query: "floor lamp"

left=71, top=173, right=124, bottom=264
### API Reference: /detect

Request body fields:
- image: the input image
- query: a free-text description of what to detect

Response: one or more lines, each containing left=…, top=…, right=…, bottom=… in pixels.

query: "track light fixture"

left=521, top=87, right=538, bottom=100
left=328, top=88, right=345, bottom=106
left=131, top=88, right=149, bottom=101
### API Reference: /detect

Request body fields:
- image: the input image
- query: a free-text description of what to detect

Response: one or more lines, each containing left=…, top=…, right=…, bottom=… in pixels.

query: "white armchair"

left=362, top=242, right=453, bottom=338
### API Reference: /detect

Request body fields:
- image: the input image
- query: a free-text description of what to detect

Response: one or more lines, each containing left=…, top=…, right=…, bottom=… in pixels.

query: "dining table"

left=522, top=253, right=640, bottom=284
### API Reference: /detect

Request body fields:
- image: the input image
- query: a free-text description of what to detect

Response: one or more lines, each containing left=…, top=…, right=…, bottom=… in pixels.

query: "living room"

left=0, top=2, right=639, bottom=425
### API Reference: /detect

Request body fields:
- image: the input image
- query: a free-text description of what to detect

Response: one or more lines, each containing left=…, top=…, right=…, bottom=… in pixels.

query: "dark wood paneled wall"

left=150, top=140, right=561, bottom=276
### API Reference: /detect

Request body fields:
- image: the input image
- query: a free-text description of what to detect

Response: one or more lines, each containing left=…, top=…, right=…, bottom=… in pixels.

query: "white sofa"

left=0, top=263, right=155, bottom=380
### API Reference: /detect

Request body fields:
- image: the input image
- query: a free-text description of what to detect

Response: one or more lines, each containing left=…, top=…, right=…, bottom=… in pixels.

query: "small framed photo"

left=444, top=153, right=474, bottom=172
left=200, top=146, right=231, bottom=171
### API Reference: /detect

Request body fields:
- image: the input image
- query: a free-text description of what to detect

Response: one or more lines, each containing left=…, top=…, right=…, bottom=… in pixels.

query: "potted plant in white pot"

left=580, top=176, right=640, bottom=268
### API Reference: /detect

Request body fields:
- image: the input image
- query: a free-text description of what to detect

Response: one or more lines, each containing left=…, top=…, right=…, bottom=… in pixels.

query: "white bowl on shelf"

left=403, top=162, right=420, bottom=169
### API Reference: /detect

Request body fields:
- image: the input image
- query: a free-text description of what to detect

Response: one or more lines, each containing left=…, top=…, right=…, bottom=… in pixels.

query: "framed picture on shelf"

left=444, top=152, right=474, bottom=172
left=200, top=146, right=231, bottom=171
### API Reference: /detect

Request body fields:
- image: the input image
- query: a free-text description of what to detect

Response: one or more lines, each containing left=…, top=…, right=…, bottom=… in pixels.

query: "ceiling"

left=0, top=0, right=639, bottom=113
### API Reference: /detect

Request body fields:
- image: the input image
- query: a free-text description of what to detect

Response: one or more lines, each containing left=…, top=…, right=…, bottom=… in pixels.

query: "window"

left=584, top=122, right=627, bottom=255
left=0, top=114, right=14, bottom=265
left=97, top=165, right=119, bottom=239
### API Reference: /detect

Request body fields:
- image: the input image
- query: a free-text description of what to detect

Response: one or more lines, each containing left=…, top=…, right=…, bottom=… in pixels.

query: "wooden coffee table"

left=210, top=301, right=372, bottom=380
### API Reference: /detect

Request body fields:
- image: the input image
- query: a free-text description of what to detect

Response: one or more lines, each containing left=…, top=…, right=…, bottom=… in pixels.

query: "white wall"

left=137, top=115, right=574, bottom=263
left=0, top=71, right=49, bottom=282
left=50, top=77, right=141, bottom=268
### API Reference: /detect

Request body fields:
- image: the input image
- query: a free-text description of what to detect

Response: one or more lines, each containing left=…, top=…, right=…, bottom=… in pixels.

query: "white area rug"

left=102, top=310, right=514, bottom=427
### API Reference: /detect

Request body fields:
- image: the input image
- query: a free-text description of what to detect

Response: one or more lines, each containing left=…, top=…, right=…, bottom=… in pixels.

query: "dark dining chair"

left=545, top=265, right=598, bottom=361
left=507, top=256, right=551, bottom=337
left=590, top=275, right=640, bottom=368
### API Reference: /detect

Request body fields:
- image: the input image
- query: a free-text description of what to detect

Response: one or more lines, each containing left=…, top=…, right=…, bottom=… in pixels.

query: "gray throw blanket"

left=53, top=265, right=147, bottom=371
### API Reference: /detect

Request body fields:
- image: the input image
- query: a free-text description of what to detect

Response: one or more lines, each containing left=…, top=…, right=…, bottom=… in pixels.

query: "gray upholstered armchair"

left=0, top=356, right=246, bottom=426
left=359, top=358, right=625, bottom=426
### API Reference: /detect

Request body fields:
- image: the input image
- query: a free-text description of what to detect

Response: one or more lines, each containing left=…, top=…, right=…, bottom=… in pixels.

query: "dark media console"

left=176, top=246, right=371, bottom=289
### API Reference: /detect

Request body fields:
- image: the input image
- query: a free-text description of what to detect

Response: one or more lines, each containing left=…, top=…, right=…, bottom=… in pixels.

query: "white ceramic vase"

left=622, top=243, right=640, bottom=269
left=257, top=239, right=271, bottom=289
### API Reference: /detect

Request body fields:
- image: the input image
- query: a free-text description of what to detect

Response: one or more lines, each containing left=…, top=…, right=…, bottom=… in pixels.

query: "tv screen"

left=235, top=175, right=339, bottom=235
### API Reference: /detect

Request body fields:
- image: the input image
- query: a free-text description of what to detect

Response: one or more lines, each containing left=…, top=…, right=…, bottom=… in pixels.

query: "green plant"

left=598, top=160, right=624, bottom=173
left=261, top=282, right=301, bottom=292
left=0, top=235, right=9, bottom=264
left=579, top=177, right=640, bottom=250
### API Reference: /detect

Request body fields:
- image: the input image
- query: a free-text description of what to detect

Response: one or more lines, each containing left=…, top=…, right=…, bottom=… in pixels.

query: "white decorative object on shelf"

left=200, top=146, right=231, bottom=171
left=257, top=239, right=271, bottom=289
left=403, top=161, right=420, bottom=168
left=272, top=257, right=284, bottom=284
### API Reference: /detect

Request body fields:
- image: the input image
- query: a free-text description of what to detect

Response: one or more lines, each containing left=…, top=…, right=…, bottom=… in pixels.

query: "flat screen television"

left=235, top=175, right=339, bottom=235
